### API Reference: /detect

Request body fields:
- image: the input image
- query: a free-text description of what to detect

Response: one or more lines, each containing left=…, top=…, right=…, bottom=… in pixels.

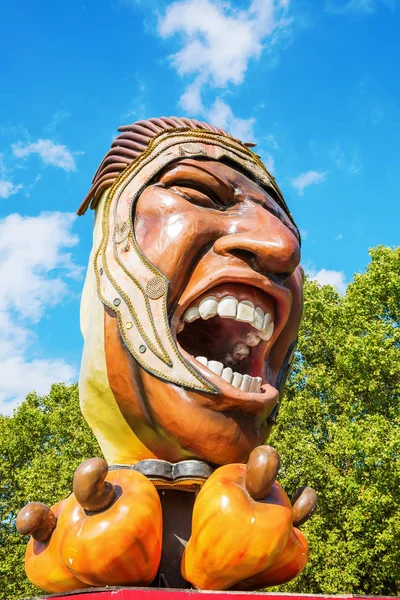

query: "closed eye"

left=167, top=183, right=231, bottom=211
left=158, top=161, right=234, bottom=210
left=158, top=160, right=299, bottom=239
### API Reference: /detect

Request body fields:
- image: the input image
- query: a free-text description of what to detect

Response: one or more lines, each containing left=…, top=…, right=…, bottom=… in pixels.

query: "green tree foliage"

left=0, top=246, right=399, bottom=598
left=270, top=246, right=400, bottom=595
left=0, top=384, right=101, bottom=600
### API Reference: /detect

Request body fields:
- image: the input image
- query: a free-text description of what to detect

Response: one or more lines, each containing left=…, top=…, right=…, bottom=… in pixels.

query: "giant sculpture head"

left=78, top=117, right=303, bottom=467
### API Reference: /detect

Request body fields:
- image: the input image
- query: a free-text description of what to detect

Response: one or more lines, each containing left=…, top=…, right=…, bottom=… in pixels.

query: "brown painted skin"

left=292, top=486, right=318, bottom=527
left=105, top=159, right=303, bottom=465
left=73, top=458, right=115, bottom=512
left=245, top=445, right=280, bottom=500
left=16, top=502, right=57, bottom=542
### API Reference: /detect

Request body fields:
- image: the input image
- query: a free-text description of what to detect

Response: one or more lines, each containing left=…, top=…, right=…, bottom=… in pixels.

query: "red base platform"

left=30, top=588, right=399, bottom=600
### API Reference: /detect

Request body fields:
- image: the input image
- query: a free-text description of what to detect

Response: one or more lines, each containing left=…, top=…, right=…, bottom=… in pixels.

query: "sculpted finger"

left=73, top=458, right=115, bottom=512
left=16, top=502, right=57, bottom=542
left=291, top=486, right=318, bottom=526
left=245, top=445, right=280, bottom=500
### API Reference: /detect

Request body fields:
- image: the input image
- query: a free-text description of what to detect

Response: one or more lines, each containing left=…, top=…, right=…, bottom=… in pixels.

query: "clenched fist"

left=181, top=445, right=317, bottom=590
left=17, top=459, right=162, bottom=592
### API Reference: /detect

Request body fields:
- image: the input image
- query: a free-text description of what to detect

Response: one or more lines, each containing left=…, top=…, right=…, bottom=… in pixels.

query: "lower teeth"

left=195, top=356, right=262, bottom=393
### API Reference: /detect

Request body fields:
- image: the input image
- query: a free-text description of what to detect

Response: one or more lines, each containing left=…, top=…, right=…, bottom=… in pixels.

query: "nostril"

left=229, top=250, right=293, bottom=283
left=229, top=249, right=260, bottom=272
left=269, top=272, right=292, bottom=285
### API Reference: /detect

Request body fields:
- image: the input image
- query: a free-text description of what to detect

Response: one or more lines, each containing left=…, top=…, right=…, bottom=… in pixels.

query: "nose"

left=213, top=205, right=300, bottom=276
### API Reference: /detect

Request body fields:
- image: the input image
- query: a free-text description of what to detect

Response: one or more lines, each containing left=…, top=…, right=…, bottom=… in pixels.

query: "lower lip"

left=177, top=343, right=279, bottom=415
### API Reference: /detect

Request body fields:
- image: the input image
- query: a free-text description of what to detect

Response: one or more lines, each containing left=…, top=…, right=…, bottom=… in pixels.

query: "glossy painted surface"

left=24, top=501, right=90, bottom=594
left=103, top=159, right=303, bottom=466
left=60, top=469, right=162, bottom=587
left=24, top=469, right=162, bottom=592
left=19, top=123, right=311, bottom=594
left=181, top=463, right=293, bottom=590
left=19, top=448, right=316, bottom=593
left=236, top=528, right=309, bottom=589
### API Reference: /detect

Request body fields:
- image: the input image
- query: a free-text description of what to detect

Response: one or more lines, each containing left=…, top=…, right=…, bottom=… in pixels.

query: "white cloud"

left=12, top=138, right=78, bottom=172
left=0, top=152, right=23, bottom=199
left=0, top=357, right=75, bottom=416
left=0, top=212, right=82, bottom=320
left=207, top=98, right=255, bottom=141
left=121, top=77, right=149, bottom=120
left=44, top=110, right=71, bottom=132
left=160, top=0, right=289, bottom=87
left=335, top=233, right=344, bottom=241
left=180, top=76, right=205, bottom=114
left=180, top=90, right=256, bottom=141
left=291, top=170, right=328, bottom=195
left=159, top=0, right=290, bottom=141
left=330, top=144, right=362, bottom=174
left=0, top=311, right=76, bottom=416
left=300, top=228, right=308, bottom=240
left=326, top=0, right=394, bottom=13
left=0, top=179, right=23, bottom=199
left=265, top=134, right=279, bottom=149
left=0, top=212, right=81, bottom=414
left=263, top=153, right=275, bottom=173
left=307, top=267, right=347, bottom=295
left=258, top=150, right=275, bottom=173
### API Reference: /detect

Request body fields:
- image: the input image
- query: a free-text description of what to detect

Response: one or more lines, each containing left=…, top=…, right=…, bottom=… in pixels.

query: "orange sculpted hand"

left=181, top=446, right=294, bottom=590
left=17, top=501, right=89, bottom=593
left=236, top=486, right=317, bottom=589
left=17, top=459, right=163, bottom=592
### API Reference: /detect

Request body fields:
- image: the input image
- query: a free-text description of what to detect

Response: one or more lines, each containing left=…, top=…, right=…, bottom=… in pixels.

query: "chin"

left=104, top=267, right=303, bottom=466
left=138, top=369, right=276, bottom=465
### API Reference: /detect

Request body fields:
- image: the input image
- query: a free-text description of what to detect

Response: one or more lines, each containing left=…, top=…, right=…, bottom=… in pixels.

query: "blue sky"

left=0, top=0, right=399, bottom=414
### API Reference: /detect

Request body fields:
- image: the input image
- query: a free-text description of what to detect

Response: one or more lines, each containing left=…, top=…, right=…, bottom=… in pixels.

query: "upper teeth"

left=198, top=297, right=218, bottom=320
left=184, top=295, right=275, bottom=341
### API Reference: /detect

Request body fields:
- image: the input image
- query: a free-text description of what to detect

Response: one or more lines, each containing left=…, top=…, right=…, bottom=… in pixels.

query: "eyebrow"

left=159, top=160, right=300, bottom=240
left=158, top=160, right=234, bottom=203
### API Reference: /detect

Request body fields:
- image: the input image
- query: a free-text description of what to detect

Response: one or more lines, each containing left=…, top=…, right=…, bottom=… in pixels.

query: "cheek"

left=280, top=269, right=304, bottom=344
left=290, top=266, right=304, bottom=320
left=267, top=267, right=304, bottom=382
left=134, top=189, right=218, bottom=284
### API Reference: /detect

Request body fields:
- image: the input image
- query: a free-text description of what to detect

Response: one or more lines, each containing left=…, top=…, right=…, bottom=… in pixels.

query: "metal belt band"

left=108, top=459, right=214, bottom=484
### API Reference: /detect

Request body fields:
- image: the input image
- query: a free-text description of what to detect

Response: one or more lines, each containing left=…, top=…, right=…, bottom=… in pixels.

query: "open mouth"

left=174, top=282, right=286, bottom=399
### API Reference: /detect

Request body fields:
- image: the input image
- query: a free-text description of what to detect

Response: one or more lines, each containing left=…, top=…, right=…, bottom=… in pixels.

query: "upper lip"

left=170, top=266, right=293, bottom=346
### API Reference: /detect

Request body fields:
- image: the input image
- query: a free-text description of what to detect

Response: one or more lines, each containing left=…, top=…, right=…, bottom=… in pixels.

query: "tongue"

left=177, top=315, right=256, bottom=359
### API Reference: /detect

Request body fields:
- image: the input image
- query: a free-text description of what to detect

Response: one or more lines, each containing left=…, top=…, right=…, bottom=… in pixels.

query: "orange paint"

left=236, top=527, right=309, bottom=589
left=24, top=501, right=89, bottom=593
left=181, top=463, right=293, bottom=590
left=60, top=469, right=162, bottom=586
left=24, top=470, right=162, bottom=592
